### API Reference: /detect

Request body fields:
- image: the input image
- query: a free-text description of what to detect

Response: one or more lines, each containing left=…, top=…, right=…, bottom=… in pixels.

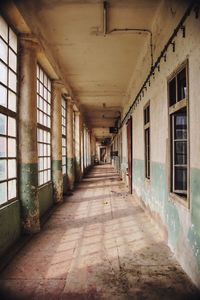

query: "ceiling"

left=14, top=0, right=161, bottom=140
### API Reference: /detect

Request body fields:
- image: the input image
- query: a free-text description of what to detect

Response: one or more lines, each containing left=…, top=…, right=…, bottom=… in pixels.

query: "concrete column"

left=18, top=35, right=40, bottom=234
left=66, top=98, right=75, bottom=190
left=51, top=81, right=63, bottom=203
left=80, top=118, right=84, bottom=176
left=74, top=111, right=81, bottom=182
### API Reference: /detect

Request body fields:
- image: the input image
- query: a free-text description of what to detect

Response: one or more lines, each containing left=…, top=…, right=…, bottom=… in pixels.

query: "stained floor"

left=0, top=164, right=199, bottom=300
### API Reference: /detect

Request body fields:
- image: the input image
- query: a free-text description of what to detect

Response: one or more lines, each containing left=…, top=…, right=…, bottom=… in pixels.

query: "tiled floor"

left=0, top=164, right=199, bottom=299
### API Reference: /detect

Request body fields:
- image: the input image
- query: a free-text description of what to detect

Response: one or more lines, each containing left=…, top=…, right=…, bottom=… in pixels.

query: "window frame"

left=36, top=64, right=52, bottom=187
left=61, top=96, right=67, bottom=175
left=0, top=14, right=18, bottom=207
left=144, top=101, right=150, bottom=180
left=167, top=60, right=190, bottom=207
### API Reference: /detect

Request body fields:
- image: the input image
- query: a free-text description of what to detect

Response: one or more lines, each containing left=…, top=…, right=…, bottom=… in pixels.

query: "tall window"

left=168, top=63, right=188, bottom=198
left=0, top=15, right=18, bottom=205
left=37, top=65, right=51, bottom=186
left=144, top=103, right=150, bottom=179
left=62, top=97, right=66, bottom=174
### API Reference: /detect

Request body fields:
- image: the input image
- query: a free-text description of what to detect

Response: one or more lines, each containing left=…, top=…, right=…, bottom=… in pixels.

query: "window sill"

left=169, top=192, right=189, bottom=209
left=0, top=199, right=19, bottom=210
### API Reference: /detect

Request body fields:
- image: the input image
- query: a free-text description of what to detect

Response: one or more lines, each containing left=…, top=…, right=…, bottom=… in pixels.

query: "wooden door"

left=127, top=117, right=132, bottom=193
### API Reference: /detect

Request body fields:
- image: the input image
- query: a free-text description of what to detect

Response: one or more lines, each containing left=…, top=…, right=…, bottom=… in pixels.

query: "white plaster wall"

left=121, top=1, right=200, bottom=287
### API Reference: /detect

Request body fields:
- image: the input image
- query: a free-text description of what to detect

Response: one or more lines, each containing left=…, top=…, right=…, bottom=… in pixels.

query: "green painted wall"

left=0, top=201, right=21, bottom=257
left=188, top=168, right=200, bottom=272
left=63, top=174, right=68, bottom=195
left=133, top=159, right=200, bottom=281
left=38, top=183, right=53, bottom=217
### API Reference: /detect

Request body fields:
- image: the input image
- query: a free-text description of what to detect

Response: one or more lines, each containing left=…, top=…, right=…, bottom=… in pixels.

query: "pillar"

left=66, top=98, right=75, bottom=190
left=18, top=35, right=40, bottom=234
left=51, top=81, right=63, bottom=203
left=74, top=111, right=81, bottom=182
left=80, top=118, right=84, bottom=176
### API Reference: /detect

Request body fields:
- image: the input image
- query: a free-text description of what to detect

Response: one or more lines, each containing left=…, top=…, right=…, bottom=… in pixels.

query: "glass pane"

left=39, top=69, right=43, bottom=81
left=9, top=28, right=17, bottom=53
left=0, top=182, right=7, bottom=204
left=9, top=49, right=17, bottom=72
left=8, top=179, right=16, bottom=200
left=0, top=61, right=7, bottom=85
left=8, top=138, right=16, bottom=157
left=48, top=157, right=50, bottom=168
left=63, top=165, right=66, bottom=174
left=44, top=157, right=47, bottom=169
left=39, top=172, right=43, bottom=185
left=39, top=158, right=43, bottom=171
left=175, top=141, right=187, bottom=165
left=175, top=112, right=187, bottom=140
left=0, top=84, right=7, bottom=107
left=48, top=79, right=51, bottom=91
left=174, top=167, right=187, bottom=191
left=8, top=159, right=16, bottom=179
left=8, top=90, right=17, bottom=112
left=177, top=68, right=187, bottom=101
left=39, top=83, right=43, bottom=96
left=8, top=70, right=17, bottom=92
left=0, top=159, right=7, bottom=180
left=0, top=137, right=7, bottom=157
left=44, top=170, right=48, bottom=183
left=169, top=77, right=176, bottom=106
left=37, top=65, right=39, bottom=78
left=0, top=38, right=8, bottom=63
left=0, top=15, right=8, bottom=42
left=0, top=113, right=7, bottom=134
left=8, top=117, right=16, bottom=137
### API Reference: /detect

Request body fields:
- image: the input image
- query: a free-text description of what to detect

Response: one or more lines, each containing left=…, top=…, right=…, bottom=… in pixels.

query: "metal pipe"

left=109, top=28, right=153, bottom=67
left=121, top=0, right=196, bottom=128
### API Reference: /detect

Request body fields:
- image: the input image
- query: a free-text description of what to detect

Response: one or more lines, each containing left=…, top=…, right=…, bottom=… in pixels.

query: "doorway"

left=127, top=116, right=132, bottom=193
left=100, top=147, right=107, bottom=163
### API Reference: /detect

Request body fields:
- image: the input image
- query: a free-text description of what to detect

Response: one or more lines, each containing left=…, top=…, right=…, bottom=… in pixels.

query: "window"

left=62, top=97, right=66, bottom=174
left=144, top=103, right=150, bottom=179
left=168, top=63, right=188, bottom=198
left=37, top=65, right=51, bottom=186
left=0, top=15, right=18, bottom=205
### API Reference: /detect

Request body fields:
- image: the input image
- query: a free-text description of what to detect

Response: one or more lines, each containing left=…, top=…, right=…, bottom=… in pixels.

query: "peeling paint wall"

left=121, top=1, right=200, bottom=288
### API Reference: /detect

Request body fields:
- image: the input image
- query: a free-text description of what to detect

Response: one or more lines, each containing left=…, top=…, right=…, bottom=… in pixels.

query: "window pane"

left=9, top=28, right=17, bottom=53
left=0, top=159, right=7, bottom=180
left=0, top=84, right=7, bottom=107
left=0, top=61, right=7, bottom=85
left=8, top=117, right=16, bottom=137
left=169, top=77, right=176, bottom=106
left=8, top=70, right=17, bottom=92
left=8, top=90, right=17, bottom=112
left=0, top=113, right=7, bottom=134
left=8, top=179, right=16, bottom=200
left=177, top=68, right=187, bottom=101
left=174, top=113, right=187, bottom=140
left=0, top=137, right=7, bottom=157
left=175, top=166, right=187, bottom=191
left=8, top=138, right=16, bottom=157
left=0, top=38, right=8, bottom=63
left=175, top=141, right=187, bottom=165
left=8, top=159, right=16, bottom=178
left=9, top=49, right=17, bottom=72
left=0, top=15, right=8, bottom=41
left=0, top=182, right=7, bottom=204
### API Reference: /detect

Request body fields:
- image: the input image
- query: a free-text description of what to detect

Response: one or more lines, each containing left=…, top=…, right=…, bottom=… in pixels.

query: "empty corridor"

left=0, top=165, right=199, bottom=300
